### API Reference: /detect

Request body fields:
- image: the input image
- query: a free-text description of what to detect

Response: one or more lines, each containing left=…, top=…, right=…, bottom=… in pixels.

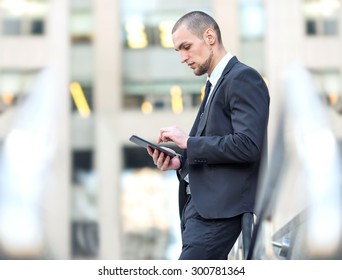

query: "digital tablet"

left=129, top=135, right=177, bottom=158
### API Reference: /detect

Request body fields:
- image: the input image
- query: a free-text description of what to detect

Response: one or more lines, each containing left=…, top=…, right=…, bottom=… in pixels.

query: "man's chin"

left=193, top=69, right=205, bottom=76
left=191, top=67, right=200, bottom=75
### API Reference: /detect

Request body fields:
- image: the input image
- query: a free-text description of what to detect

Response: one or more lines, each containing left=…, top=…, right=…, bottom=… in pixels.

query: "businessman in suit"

left=148, top=11, right=270, bottom=260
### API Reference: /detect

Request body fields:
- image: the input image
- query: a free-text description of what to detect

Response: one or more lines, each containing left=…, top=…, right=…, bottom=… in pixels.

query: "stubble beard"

left=193, top=49, right=214, bottom=76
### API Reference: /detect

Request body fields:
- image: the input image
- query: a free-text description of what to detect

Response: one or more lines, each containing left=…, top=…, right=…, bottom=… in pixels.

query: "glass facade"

left=303, top=0, right=340, bottom=36
left=69, top=0, right=97, bottom=259
left=0, top=70, right=38, bottom=113
left=311, top=69, right=342, bottom=112
left=303, top=0, right=342, bottom=113
left=0, top=0, right=47, bottom=36
left=121, top=0, right=211, bottom=113
left=238, top=0, right=265, bottom=75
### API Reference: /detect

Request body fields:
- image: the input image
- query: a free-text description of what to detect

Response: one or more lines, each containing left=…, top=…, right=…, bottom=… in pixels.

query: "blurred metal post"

left=241, top=212, right=254, bottom=259
left=43, top=0, right=71, bottom=259
left=250, top=63, right=342, bottom=260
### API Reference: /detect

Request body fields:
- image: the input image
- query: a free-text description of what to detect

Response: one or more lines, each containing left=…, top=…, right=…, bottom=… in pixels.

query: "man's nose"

left=180, top=51, right=188, bottom=63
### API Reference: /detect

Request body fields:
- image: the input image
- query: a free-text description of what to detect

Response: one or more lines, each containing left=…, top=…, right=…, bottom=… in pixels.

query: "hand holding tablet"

left=129, top=135, right=177, bottom=158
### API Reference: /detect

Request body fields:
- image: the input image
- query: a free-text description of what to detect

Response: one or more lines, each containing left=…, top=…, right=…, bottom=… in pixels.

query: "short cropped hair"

left=172, top=11, right=222, bottom=45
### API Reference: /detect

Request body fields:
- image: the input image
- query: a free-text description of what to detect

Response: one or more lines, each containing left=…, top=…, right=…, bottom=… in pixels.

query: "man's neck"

left=208, top=47, right=227, bottom=77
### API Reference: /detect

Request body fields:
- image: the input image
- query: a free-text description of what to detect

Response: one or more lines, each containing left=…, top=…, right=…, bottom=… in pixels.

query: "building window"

left=2, top=18, right=22, bottom=35
left=70, top=11, right=93, bottom=43
left=238, top=0, right=265, bottom=74
left=239, top=0, right=265, bottom=40
left=311, top=69, right=342, bottom=113
left=121, top=0, right=211, bottom=112
left=71, top=221, right=99, bottom=258
left=123, top=22, right=174, bottom=49
left=303, top=0, right=340, bottom=36
left=0, top=71, right=36, bottom=93
left=311, top=69, right=341, bottom=96
left=70, top=83, right=93, bottom=117
left=1, top=17, right=46, bottom=35
left=0, top=0, right=47, bottom=36
left=72, top=150, right=93, bottom=184
left=71, top=149, right=98, bottom=258
left=30, top=18, right=44, bottom=35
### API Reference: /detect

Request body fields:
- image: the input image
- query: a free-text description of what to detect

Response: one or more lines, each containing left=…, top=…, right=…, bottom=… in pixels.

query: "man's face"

left=172, top=25, right=213, bottom=76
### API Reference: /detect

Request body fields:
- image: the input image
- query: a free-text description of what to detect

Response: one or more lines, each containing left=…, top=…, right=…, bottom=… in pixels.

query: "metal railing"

left=230, top=63, right=342, bottom=260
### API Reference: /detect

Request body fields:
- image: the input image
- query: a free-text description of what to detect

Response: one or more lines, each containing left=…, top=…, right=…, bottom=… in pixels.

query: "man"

left=148, top=11, right=270, bottom=260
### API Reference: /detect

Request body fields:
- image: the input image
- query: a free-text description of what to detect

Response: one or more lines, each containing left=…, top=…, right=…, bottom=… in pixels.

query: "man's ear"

left=204, top=28, right=216, bottom=45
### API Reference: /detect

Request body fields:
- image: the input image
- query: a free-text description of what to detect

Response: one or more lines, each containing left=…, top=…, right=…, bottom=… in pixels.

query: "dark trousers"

left=179, top=195, right=242, bottom=260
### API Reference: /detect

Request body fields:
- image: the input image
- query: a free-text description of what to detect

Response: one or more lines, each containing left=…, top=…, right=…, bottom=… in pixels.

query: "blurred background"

left=0, top=0, right=341, bottom=260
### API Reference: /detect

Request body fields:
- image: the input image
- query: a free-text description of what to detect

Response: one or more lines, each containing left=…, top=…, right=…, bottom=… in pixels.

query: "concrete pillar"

left=264, top=0, right=302, bottom=147
left=213, top=0, right=240, bottom=56
left=93, top=0, right=122, bottom=259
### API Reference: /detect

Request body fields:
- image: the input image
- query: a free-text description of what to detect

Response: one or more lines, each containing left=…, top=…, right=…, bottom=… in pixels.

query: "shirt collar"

left=207, top=52, right=234, bottom=88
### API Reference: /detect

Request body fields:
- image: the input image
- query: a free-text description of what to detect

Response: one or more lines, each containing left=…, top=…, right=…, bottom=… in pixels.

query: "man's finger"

left=161, top=156, right=171, bottom=171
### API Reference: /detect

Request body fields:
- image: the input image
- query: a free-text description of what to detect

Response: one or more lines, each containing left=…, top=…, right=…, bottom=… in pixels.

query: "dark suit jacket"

left=178, top=56, right=270, bottom=219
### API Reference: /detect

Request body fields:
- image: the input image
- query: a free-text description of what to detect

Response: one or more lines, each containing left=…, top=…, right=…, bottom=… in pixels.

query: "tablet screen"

left=129, top=135, right=177, bottom=158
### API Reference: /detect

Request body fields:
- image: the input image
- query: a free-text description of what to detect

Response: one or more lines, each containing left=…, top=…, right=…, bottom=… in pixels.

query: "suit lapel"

left=195, top=56, right=239, bottom=136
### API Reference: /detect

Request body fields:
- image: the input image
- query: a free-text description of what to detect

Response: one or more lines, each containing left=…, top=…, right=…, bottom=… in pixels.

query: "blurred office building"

left=0, top=0, right=341, bottom=259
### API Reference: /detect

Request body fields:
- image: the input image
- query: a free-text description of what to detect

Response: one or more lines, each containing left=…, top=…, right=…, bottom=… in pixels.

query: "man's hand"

left=157, top=125, right=189, bottom=149
left=147, top=146, right=181, bottom=171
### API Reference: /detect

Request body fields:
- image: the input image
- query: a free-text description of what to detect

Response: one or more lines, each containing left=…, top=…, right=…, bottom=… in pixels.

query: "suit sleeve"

left=187, top=67, right=270, bottom=165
